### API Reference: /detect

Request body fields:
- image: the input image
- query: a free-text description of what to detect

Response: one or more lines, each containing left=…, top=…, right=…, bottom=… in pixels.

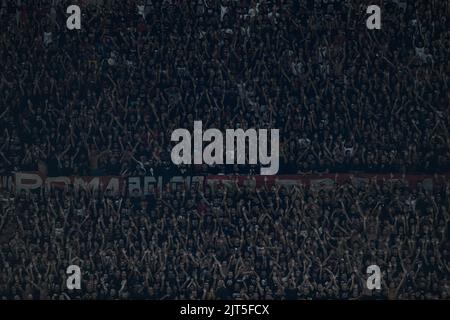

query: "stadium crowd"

left=0, top=178, right=449, bottom=299
left=0, top=0, right=448, bottom=176
left=0, top=0, right=449, bottom=301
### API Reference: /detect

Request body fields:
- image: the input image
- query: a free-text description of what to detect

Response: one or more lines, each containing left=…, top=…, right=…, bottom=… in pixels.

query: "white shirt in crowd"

left=44, top=31, right=52, bottom=46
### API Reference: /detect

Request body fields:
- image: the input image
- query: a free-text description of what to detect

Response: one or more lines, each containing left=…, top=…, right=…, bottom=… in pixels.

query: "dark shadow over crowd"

left=1, top=178, right=449, bottom=299
left=0, top=0, right=448, bottom=176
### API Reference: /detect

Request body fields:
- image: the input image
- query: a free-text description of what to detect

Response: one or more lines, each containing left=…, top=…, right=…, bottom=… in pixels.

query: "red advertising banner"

left=8, top=172, right=449, bottom=195
left=14, top=172, right=125, bottom=194
left=205, top=173, right=449, bottom=190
